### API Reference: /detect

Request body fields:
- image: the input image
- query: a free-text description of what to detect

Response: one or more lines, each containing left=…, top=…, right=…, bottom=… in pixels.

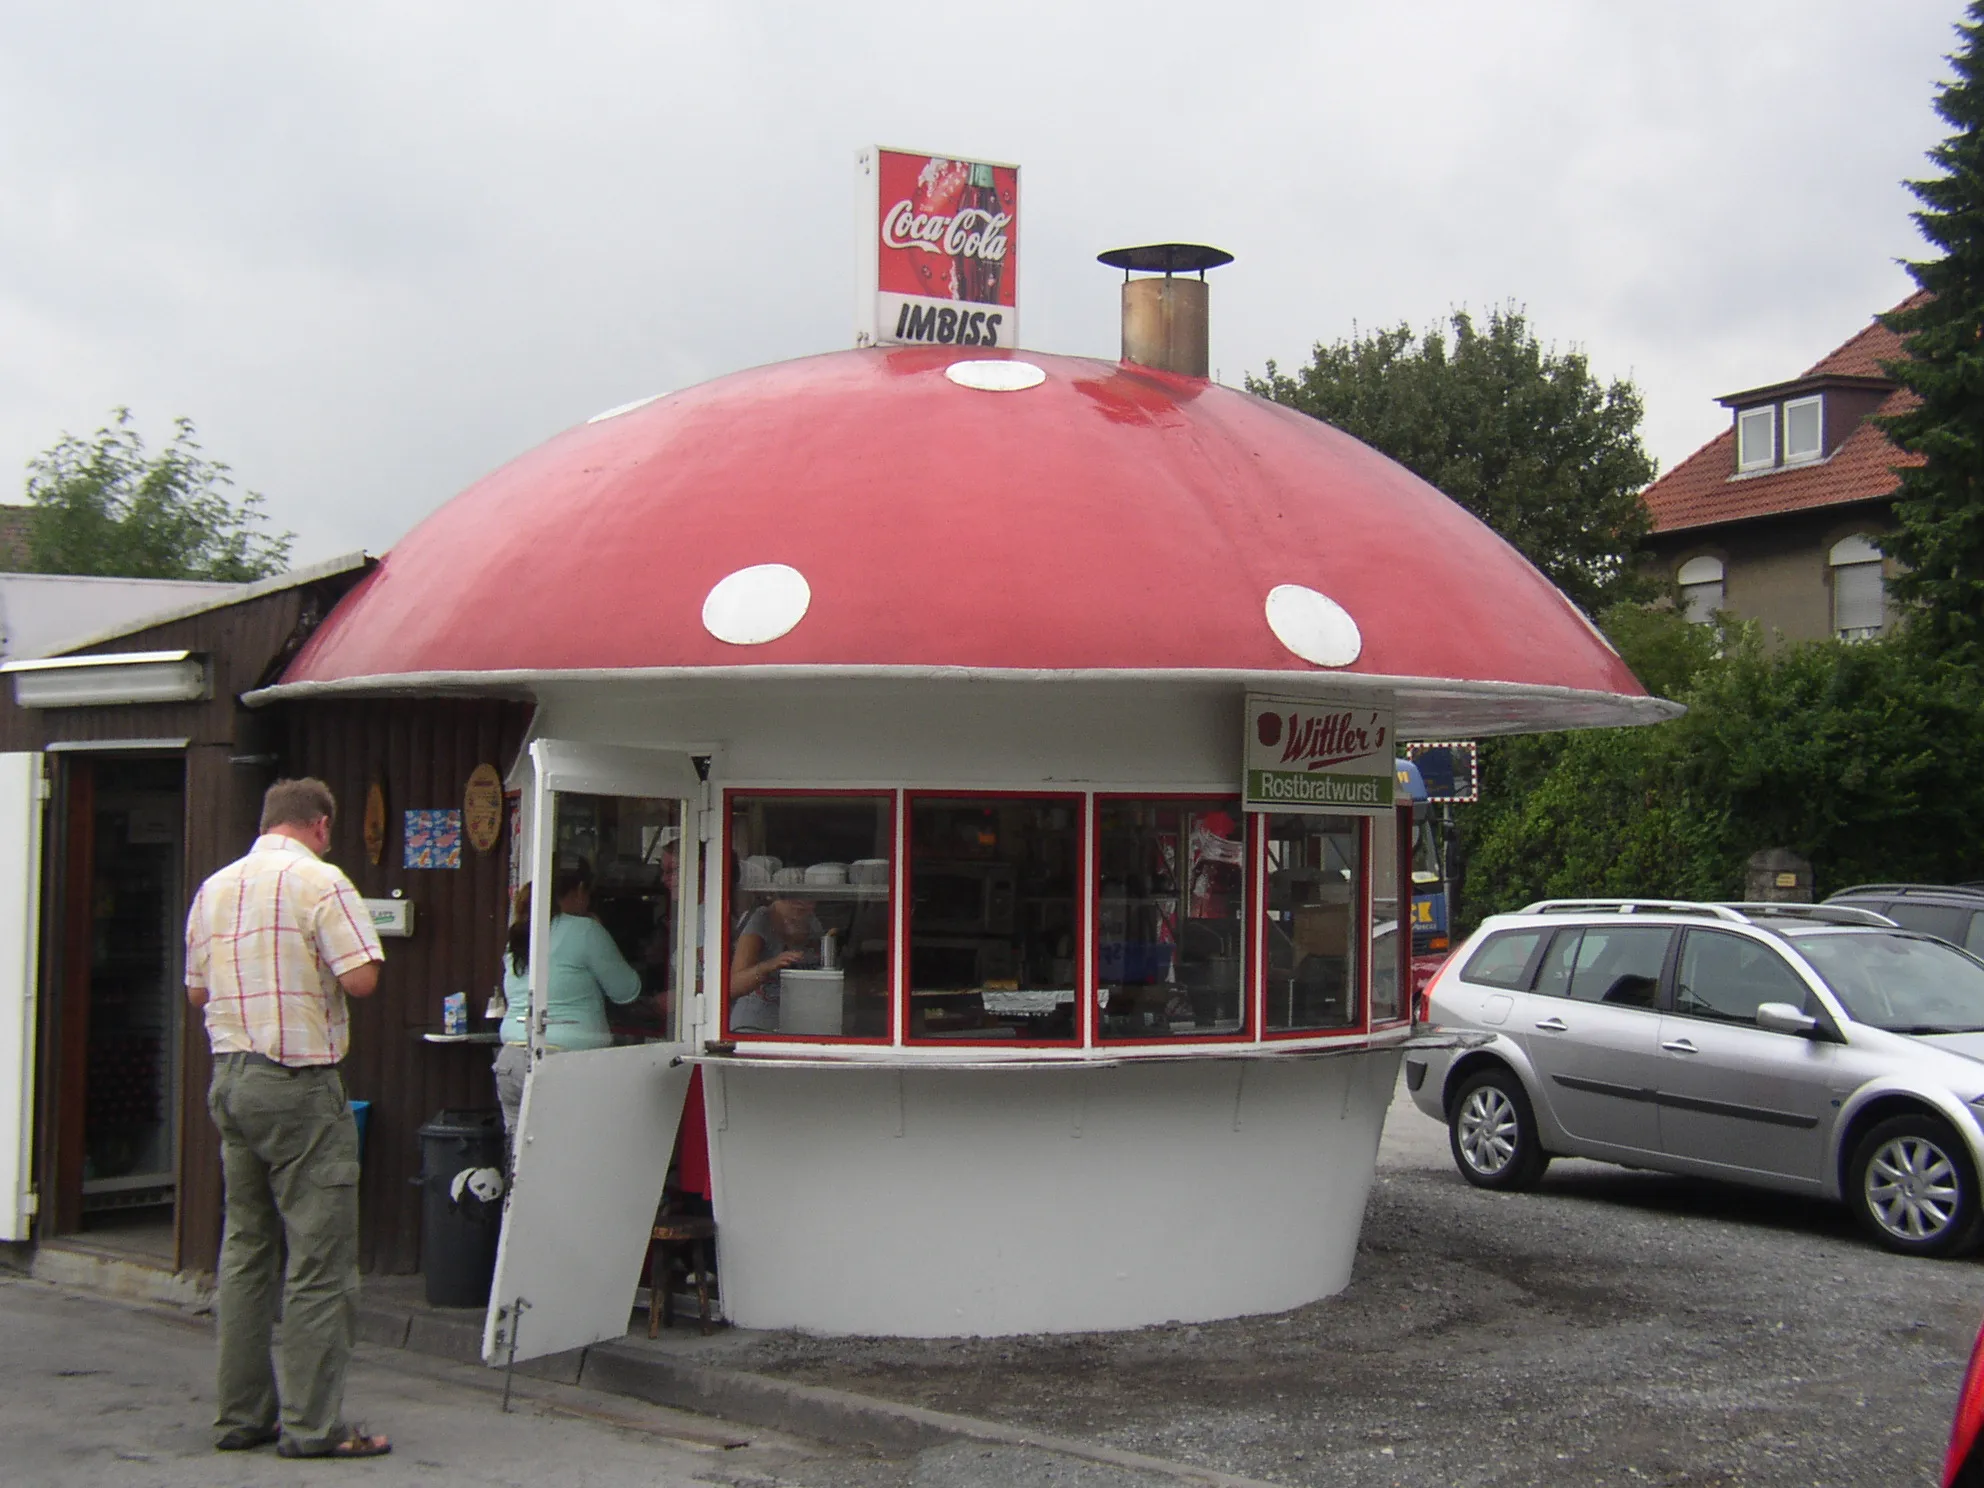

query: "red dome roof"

left=274, top=346, right=1659, bottom=728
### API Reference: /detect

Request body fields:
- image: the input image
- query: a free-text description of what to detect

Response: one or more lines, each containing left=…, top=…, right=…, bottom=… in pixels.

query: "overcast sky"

left=0, top=1, right=1960, bottom=564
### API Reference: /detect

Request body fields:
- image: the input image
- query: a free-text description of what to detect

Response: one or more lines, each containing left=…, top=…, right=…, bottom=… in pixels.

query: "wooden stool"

left=646, top=1215, right=718, bottom=1337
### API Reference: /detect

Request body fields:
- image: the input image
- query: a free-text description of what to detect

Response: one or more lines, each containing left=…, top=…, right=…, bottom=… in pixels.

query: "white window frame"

left=1829, top=534, right=1885, bottom=640
left=1736, top=405, right=1776, bottom=472
left=1783, top=395, right=1824, bottom=464
left=1676, top=555, right=1725, bottom=625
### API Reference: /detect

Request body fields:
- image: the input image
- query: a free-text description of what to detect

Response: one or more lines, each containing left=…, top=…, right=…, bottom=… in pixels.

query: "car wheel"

left=1848, top=1113, right=1984, bottom=1258
left=1448, top=1068, right=1549, bottom=1191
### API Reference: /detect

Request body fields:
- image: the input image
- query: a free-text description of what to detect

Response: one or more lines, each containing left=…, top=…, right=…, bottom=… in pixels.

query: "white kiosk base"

left=704, top=1047, right=1403, bottom=1337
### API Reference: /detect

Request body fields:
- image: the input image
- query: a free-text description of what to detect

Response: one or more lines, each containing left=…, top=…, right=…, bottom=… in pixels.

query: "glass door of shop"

left=483, top=741, right=699, bottom=1367
left=44, top=754, right=186, bottom=1244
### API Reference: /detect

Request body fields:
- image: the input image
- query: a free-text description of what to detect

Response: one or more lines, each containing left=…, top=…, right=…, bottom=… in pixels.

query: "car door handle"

left=1534, top=1017, right=1569, bottom=1032
left=1662, top=1038, right=1699, bottom=1054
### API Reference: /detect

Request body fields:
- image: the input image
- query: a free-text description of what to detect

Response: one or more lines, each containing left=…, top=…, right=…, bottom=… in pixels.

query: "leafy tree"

left=23, top=409, right=292, bottom=581
left=1248, top=306, right=1657, bottom=614
left=1880, top=0, right=1984, bottom=664
left=1460, top=614, right=1984, bottom=922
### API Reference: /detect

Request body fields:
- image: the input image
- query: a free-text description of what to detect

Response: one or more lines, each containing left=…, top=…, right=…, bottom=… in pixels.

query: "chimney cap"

left=1097, top=242, right=1234, bottom=277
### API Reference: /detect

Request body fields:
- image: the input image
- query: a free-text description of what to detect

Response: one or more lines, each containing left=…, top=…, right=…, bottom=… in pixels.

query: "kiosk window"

left=549, top=790, right=682, bottom=1041
left=1264, top=814, right=1363, bottom=1032
left=1096, top=798, right=1247, bottom=1040
left=727, top=794, right=893, bottom=1040
left=907, top=795, right=1081, bottom=1043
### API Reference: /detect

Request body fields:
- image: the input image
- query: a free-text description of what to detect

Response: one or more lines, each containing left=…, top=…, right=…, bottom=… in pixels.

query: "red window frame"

left=1091, top=793, right=1254, bottom=1047
left=720, top=788, right=899, bottom=1044
left=902, top=789, right=1087, bottom=1049
left=1259, top=811, right=1373, bottom=1042
left=1371, top=801, right=1414, bottom=1028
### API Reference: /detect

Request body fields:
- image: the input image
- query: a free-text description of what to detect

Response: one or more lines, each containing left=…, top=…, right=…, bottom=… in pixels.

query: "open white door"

left=483, top=741, right=701, bottom=1366
left=0, top=753, right=45, bottom=1241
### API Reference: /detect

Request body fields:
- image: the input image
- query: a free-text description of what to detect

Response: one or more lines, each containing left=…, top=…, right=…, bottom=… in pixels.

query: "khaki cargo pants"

left=206, top=1054, right=362, bottom=1453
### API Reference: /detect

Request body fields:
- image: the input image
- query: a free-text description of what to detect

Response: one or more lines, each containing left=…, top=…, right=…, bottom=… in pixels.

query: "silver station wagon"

left=1406, top=900, right=1984, bottom=1257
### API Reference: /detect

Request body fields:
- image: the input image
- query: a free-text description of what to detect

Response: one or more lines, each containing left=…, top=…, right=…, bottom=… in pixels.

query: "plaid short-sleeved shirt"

left=186, top=833, right=384, bottom=1067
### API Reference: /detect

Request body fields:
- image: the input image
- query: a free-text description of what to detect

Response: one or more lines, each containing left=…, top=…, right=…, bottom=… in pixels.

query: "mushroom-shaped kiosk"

left=263, top=329, right=1671, bottom=1352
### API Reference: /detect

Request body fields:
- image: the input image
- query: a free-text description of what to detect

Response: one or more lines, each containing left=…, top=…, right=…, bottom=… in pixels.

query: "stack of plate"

left=804, top=862, right=848, bottom=886
left=772, top=866, right=807, bottom=888
left=740, top=855, right=781, bottom=889
left=849, top=859, right=890, bottom=886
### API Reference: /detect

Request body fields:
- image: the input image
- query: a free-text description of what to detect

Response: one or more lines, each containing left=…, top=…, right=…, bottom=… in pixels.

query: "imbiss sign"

left=1244, top=693, right=1395, bottom=815
left=856, top=147, right=1018, bottom=349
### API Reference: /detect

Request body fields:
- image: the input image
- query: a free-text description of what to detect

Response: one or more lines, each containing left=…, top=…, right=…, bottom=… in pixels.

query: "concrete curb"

left=29, top=1245, right=214, bottom=1311
left=355, top=1295, right=1275, bottom=1487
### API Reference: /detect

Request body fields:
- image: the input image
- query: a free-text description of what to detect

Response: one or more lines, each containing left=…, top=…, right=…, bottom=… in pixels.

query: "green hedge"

left=1458, top=609, right=1984, bottom=925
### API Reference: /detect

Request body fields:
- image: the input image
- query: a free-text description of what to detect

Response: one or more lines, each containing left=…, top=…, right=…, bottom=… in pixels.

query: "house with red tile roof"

left=1640, top=295, right=1921, bottom=643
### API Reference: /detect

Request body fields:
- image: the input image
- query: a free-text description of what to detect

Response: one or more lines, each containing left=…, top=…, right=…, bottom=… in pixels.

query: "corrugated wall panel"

left=285, top=698, right=530, bottom=1274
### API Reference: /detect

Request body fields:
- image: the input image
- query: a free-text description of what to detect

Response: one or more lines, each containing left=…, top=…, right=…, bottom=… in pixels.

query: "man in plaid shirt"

left=185, top=778, right=389, bottom=1459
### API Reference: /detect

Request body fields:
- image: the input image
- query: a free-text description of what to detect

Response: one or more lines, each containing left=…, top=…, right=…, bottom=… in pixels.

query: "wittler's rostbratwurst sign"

left=857, top=147, right=1018, bottom=349
left=1243, top=692, right=1395, bottom=815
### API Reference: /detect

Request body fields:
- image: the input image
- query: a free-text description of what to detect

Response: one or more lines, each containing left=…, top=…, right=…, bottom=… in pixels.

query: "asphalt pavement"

left=716, top=1076, right=1983, bottom=1487
left=8, top=1080, right=1975, bottom=1487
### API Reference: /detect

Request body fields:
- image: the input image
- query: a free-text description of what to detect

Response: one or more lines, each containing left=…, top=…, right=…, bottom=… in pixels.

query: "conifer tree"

left=1880, top=0, right=1984, bottom=662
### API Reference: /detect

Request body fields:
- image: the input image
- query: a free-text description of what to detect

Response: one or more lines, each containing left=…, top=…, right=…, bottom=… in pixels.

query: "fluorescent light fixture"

left=3, top=650, right=209, bottom=708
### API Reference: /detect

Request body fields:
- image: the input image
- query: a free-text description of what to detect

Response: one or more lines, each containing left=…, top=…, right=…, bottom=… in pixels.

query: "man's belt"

left=214, top=1050, right=336, bottom=1074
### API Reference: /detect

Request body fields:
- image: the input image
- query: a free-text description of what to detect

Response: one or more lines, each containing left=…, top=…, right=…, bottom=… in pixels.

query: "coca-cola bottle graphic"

left=955, top=162, right=1004, bottom=305
left=909, top=159, right=969, bottom=300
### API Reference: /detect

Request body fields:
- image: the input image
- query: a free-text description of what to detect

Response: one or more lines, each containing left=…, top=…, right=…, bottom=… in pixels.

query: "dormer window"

left=1784, top=395, right=1823, bottom=463
left=1736, top=406, right=1776, bottom=471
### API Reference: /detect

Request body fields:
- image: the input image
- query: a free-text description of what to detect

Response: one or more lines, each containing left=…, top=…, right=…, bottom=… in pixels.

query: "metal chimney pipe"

left=1097, top=243, right=1234, bottom=378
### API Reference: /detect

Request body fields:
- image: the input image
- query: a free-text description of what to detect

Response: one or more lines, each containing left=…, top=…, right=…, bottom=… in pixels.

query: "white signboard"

left=856, top=147, right=1019, bottom=349
left=1244, top=692, right=1395, bottom=816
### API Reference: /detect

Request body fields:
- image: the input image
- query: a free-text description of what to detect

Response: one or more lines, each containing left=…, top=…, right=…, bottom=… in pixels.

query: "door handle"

left=1534, top=1016, right=1569, bottom=1032
left=1662, top=1038, right=1699, bottom=1054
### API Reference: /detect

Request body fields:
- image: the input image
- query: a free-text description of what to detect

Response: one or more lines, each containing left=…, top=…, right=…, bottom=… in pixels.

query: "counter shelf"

left=686, top=1024, right=1435, bottom=1072
left=420, top=1030, right=504, bottom=1045
left=737, top=883, right=889, bottom=900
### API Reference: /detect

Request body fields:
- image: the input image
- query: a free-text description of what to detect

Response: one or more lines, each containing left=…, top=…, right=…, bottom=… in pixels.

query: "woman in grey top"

left=729, top=894, right=823, bottom=1032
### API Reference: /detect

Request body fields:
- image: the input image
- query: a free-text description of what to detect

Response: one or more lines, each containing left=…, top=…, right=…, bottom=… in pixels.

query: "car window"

left=1788, top=930, right=1984, bottom=1033
left=1531, top=928, right=1582, bottom=999
left=1566, top=927, right=1672, bottom=1007
left=1675, top=931, right=1811, bottom=1024
left=1460, top=929, right=1544, bottom=990
left=1886, top=903, right=1968, bottom=945
left=1969, top=913, right=1984, bottom=957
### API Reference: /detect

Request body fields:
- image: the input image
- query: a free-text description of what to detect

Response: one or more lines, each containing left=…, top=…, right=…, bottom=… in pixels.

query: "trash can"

left=416, top=1110, right=506, bottom=1308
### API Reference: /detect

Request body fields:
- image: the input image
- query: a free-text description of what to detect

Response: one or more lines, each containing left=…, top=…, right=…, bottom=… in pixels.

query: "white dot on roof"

left=1265, top=584, right=1362, bottom=668
left=945, top=360, right=1046, bottom=393
left=703, top=564, right=811, bottom=646
left=586, top=392, right=666, bottom=424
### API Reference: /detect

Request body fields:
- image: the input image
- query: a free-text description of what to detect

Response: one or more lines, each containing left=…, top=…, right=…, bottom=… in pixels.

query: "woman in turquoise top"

left=491, top=860, right=643, bottom=1138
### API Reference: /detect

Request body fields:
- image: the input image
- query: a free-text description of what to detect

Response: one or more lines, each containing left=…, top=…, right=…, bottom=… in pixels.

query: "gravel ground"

left=715, top=1097, right=1982, bottom=1487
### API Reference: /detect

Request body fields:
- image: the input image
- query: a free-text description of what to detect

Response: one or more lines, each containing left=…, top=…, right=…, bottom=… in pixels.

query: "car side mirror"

left=1756, top=1001, right=1820, bottom=1037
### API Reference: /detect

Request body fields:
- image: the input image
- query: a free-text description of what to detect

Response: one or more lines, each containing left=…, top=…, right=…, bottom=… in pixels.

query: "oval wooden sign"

left=464, top=763, right=504, bottom=854
left=363, top=780, right=387, bottom=866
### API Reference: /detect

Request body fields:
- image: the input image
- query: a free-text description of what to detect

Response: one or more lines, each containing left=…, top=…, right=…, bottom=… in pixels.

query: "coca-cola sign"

left=858, top=147, right=1019, bottom=350
left=1243, top=692, right=1396, bottom=815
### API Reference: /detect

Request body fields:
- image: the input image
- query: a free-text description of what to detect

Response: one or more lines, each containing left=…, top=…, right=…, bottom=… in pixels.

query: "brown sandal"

left=275, top=1427, right=392, bottom=1459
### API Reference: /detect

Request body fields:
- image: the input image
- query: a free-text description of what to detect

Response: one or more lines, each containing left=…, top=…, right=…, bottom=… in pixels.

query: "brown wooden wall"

left=0, top=583, right=339, bottom=1275
left=283, top=697, right=532, bottom=1274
